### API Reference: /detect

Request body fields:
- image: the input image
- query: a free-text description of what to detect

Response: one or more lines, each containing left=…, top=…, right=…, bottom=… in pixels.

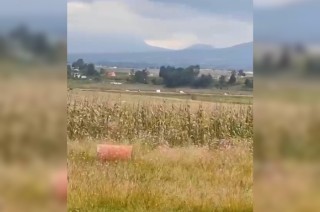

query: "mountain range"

left=68, top=42, right=253, bottom=70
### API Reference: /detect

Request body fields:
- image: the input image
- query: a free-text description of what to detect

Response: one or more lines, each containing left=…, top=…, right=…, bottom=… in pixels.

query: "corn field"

left=67, top=92, right=253, bottom=146
left=67, top=91, right=253, bottom=211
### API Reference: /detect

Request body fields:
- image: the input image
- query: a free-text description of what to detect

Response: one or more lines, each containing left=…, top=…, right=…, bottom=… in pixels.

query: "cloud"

left=149, top=0, right=252, bottom=19
left=68, top=0, right=252, bottom=52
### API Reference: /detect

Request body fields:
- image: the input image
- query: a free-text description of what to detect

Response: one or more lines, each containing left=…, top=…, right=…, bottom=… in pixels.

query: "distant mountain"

left=68, top=34, right=169, bottom=54
left=186, top=44, right=215, bottom=50
left=68, top=42, right=253, bottom=70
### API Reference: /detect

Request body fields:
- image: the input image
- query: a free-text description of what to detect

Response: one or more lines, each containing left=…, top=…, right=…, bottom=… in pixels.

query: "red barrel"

left=97, top=144, right=133, bottom=161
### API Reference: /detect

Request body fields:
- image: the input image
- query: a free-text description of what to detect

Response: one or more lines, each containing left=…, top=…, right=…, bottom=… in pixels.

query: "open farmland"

left=67, top=90, right=253, bottom=211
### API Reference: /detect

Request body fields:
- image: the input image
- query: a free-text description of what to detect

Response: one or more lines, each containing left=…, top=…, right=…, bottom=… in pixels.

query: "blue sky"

left=0, top=0, right=66, bottom=37
left=68, top=0, right=253, bottom=53
left=254, top=0, right=320, bottom=44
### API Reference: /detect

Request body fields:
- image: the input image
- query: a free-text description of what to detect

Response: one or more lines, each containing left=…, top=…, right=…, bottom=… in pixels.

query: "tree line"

left=158, top=65, right=212, bottom=88
left=0, top=24, right=65, bottom=63
left=159, top=66, right=253, bottom=89
left=68, top=58, right=99, bottom=78
left=68, top=59, right=253, bottom=89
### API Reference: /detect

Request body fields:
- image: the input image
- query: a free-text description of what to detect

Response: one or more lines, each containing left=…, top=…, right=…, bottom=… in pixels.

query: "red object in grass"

left=52, top=167, right=68, bottom=203
left=97, top=144, right=133, bottom=161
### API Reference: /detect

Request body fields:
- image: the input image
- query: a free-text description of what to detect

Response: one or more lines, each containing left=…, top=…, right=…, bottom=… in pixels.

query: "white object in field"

left=80, top=75, right=87, bottom=79
left=156, top=90, right=161, bottom=93
left=179, top=90, right=185, bottom=94
left=110, top=82, right=122, bottom=85
left=224, top=93, right=228, bottom=96
left=125, top=90, right=130, bottom=92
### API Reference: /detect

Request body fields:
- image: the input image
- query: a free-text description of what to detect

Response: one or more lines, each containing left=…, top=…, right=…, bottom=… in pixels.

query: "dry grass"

left=68, top=139, right=252, bottom=211
left=67, top=91, right=253, bottom=146
left=67, top=90, right=253, bottom=211
left=0, top=71, right=66, bottom=211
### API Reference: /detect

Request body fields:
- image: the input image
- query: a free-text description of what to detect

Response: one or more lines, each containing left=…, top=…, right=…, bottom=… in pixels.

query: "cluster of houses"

left=69, top=65, right=118, bottom=79
left=70, top=68, right=87, bottom=79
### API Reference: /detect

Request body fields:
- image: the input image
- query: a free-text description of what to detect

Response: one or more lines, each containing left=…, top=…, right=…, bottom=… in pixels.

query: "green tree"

left=218, top=75, right=226, bottom=89
left=228, top=71, right=236, bottom=85
left=151, top=77, right=163, bottom=85
left=133, top=69, right=149, bottom=84
left=67, top=65, right=72, bottom=78
left=100, top=68, right=106, bottom=75
left=244, top=78, right=253, bottom=88
left=32, top=33, right=50, bottom=56
left=86, top=63, right=99, bottom=76
left=159, top=65, right=201, bottom=88
left=193, top=74, right=213, bottom=88
left=134, top=70, right=148, bottom=84
left=72, top=59, right=85, bottom=69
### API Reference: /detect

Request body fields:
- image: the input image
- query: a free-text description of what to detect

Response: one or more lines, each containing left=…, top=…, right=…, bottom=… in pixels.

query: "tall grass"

left=68, top=140, right=253, bottom=211
left=67, top=91, right=253, bottom=211
left=67, top=93, right=253, bottom=147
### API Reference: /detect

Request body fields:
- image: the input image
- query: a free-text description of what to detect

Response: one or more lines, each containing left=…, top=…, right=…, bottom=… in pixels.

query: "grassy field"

left=67, top=79, right=253, bottom=96
left=67, top=90, right=253, bottom=211
left=68, top=140, right=252, bottom=211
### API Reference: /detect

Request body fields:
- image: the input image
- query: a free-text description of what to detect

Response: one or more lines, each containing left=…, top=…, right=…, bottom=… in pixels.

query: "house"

left=106, top=71, right=116, bottom=77
left=73, top=73, right=81, bottom=78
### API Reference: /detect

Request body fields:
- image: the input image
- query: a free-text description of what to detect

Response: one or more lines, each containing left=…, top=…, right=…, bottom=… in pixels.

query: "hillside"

left=68, top=42, right=253, bottom=70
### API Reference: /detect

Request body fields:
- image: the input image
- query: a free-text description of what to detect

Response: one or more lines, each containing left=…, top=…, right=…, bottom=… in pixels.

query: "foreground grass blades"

left=68, top=140, right=252, bottom=211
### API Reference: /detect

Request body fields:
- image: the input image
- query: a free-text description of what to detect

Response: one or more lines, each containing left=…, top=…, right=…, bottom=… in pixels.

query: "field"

left=67, top=90, right=253, bottom=211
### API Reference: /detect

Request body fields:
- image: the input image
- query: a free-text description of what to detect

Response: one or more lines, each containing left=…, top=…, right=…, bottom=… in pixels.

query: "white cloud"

left=68, top=0, right=252, bottom=50
left=145, top=34, right=199, bottom=50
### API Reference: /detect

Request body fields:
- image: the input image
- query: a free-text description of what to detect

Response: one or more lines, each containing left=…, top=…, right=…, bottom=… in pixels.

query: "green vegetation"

left=68, top=59, right=254, bottom=92
left=69, top=58, right=100, bottom=78
left=0, top=25, right=65, bottom=63
left=159, top=65, right=213, bottom=88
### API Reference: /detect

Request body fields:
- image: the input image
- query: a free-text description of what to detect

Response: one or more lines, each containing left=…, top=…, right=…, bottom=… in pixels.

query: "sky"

left=67, top=0, right=253, bottom=53
left=0, top=0, right=66, bottom=36
left=254, top=0, right=307, bottom=8
left=0, top=0, right=317, bottom=53
left=254, top=0, right=320, bottom=44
